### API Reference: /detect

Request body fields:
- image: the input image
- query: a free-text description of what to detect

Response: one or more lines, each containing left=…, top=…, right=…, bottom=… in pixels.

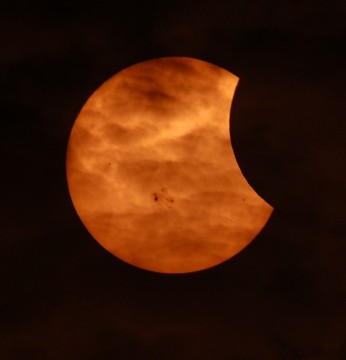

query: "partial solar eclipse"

left=66, top=57, right=273, bottom=273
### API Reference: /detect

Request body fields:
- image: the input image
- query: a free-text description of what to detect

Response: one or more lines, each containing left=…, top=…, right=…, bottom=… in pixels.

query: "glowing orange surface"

left=66, top=57, right=273, bottom=273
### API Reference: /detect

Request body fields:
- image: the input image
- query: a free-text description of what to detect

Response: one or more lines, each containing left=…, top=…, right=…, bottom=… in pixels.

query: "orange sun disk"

left=66, top=57, right=273, bottom=273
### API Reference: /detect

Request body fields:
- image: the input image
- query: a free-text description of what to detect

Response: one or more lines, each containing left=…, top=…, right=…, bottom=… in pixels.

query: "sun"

left=66, top=57, right=273, bottom=273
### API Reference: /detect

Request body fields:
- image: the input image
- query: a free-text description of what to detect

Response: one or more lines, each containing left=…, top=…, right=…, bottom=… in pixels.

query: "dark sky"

left=1, top=1, right=346, bottom=359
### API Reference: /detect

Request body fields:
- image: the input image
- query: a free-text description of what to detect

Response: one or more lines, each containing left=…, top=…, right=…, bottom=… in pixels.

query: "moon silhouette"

left=66, top=57, right=273, bottom=273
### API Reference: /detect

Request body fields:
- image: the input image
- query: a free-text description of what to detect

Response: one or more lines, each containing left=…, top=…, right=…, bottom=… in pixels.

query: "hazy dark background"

left=1, top=1, right=345, bottom=359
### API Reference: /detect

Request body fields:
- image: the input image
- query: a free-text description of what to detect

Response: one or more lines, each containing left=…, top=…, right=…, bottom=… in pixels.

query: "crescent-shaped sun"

left=66, top=57, right=273, bottom=273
